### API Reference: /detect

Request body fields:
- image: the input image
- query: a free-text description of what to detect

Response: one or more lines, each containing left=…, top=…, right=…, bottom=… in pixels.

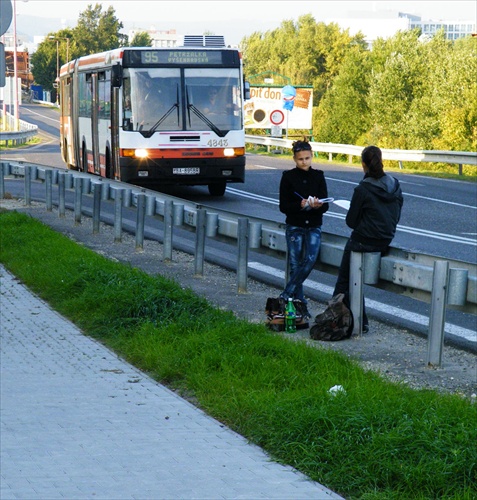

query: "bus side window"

left=79, top=73, right=92, bottom=117
left=98, top=72, right=110, bottom=118
left=122, top=78, right=133, bottom=130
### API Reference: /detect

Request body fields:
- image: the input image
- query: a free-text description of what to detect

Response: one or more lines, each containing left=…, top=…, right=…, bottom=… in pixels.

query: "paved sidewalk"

left=0, top=265, right=343, bottom=500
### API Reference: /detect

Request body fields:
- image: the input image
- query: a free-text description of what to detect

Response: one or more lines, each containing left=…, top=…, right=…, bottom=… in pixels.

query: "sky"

left=12, top=0, right=477, bottom=45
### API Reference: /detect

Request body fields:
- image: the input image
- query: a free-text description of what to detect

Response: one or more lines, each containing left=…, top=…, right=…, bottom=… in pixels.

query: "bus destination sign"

left=140, top=50, right=223, bottom=65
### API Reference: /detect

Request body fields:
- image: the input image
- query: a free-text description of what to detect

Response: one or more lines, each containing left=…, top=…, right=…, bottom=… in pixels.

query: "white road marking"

left=328, top=177, right=476, bottom=209
left=402, top=192, right=477, bottom=209
left=23, top=107, right=60, bottom=123
left=226, top=188, right=477, bottom=246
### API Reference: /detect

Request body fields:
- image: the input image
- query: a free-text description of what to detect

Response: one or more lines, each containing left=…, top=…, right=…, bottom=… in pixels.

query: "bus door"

left=72, top=64, right=81, bottom=170
left=79, top=73, right=96, bottom=174
left=110, top=67, right=121, bottom=180
left=90, top=72, right=100, bottom=175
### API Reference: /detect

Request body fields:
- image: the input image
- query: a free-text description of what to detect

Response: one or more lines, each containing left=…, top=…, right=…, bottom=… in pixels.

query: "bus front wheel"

left=208, top=181, right=226, bottom=196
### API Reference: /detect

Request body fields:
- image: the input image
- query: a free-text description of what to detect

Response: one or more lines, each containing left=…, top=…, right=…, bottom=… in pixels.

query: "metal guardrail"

left=246, top=135, right=477, bottom=173
left=0, top=111, right=38, bottom=146
left=1, top=161, right=476, bottom=361
left=0, top=162, right=477, bottom=367
left=2, top=160, right=475, bottom=309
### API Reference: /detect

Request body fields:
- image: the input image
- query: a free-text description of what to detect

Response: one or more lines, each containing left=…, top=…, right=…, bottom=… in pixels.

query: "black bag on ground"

left=265, top=297, right=309, bottom=332
left=309, top=293, right=353, bottom=341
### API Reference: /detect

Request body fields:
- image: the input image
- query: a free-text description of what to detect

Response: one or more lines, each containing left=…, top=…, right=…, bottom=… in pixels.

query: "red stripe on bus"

left=120, top=149, right=240, bottom=159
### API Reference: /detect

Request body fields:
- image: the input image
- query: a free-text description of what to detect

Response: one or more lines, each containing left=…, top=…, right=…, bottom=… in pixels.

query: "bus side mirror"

left=112, top=64, right=123, bottom=88
left=244, top=81, right=250, bottom=101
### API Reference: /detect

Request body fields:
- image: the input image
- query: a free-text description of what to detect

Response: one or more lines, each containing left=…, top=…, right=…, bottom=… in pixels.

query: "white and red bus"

left=59, top=36, right=249, bottom=196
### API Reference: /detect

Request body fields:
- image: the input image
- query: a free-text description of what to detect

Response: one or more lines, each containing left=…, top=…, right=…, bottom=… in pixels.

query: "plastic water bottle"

left=285, top=298, right=296, bottom=333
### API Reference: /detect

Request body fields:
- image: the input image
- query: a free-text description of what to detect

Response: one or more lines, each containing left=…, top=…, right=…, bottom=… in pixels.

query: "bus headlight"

left=224, top=148, right=245, bottom=157
left=121, top=149, right=149, bottom=158
left=134, top=149, right=149, bottom=158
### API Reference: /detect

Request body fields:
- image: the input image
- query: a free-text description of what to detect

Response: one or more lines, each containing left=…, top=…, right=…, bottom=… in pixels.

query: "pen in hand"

left=296, top=193, right=324, bottom=210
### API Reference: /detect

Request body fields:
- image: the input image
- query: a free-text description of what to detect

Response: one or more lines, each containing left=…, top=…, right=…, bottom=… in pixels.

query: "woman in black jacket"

left=333, top=145, right=403, bottom=332
left=279, top=140, right=329, bottom=319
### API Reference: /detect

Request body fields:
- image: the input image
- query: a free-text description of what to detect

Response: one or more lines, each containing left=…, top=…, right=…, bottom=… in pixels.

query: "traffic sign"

left=270, top=125, right=282, bottom=137
left=282, top=85, right=296, bottom=111
left=0, top=0, right=13, bottom=37
left=270, top=109, right=285, bottom=126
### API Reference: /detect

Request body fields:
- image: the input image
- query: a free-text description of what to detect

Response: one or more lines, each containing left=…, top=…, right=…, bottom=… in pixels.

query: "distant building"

left=327, top=10, right=476, bottom=47
left=4, top=51, right=34, bottom=90
left=407, top=17, right=476, bottom=40
left=2, top=31, right=30, bottom=52
left=2, top=32, right=34, bottom=90
left=128, top=28, right=179, bottom=48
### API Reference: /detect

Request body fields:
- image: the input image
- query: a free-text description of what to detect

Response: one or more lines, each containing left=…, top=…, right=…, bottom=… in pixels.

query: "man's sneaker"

left=292, top=300, right=310, bottom=329
left=362, top=324, right=369, bottom=333
left=293, top=300, right=311, bottom=320
left=278, top=296, right=287, bottom=310
left=265, top=297, right=286, bottom=332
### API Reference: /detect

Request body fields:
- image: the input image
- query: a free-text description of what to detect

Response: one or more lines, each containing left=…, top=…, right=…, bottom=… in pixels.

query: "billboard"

left=244, top=85, right=313, bottom=130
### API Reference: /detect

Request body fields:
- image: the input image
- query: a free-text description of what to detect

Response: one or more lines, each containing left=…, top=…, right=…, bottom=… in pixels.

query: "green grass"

left=0, top=136, right=41, bottom=148
left=1, top=210, right=476, bottom=500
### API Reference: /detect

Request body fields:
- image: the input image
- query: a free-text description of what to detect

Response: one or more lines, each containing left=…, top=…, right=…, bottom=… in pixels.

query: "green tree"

left=30, top=29, right=72, bottom=92
left=364, top=30, right=476, bottom=152
left=129, top=31, right=153, bottom=47
left=241, top=15, right=366, bottom=106
left=400, top=31, right=451, bottom=150
left=365, top=29, right=430, bottom=148
left=30, top=37, right=57, bottom=92
left=314, top=45, right=371, bottom=144
left=73, top=3, right=126, bottom=55
left=242, top=16, right=475, bottom=151
left=31, top=4, right=125, bottom=93
left=430, top=35, right=477, bottom=152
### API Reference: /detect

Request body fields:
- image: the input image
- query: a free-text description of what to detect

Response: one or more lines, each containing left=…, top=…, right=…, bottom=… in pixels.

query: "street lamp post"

left=49, top=36, right=70, bottom=105
left=13, top=0, right=19, bottom=130
left=11, top=0, right=29, bottom=131
left=54, top=39, right=59, bottom=78
left=54, top=39, right=59, bottom=104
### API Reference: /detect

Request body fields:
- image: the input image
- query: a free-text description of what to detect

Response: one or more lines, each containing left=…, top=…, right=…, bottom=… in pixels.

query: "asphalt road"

left=9, top=103, right=477, bottom=264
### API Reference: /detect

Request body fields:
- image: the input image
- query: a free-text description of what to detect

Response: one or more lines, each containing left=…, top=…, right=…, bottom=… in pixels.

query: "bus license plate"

left=173, top=167, right=200, bottom=175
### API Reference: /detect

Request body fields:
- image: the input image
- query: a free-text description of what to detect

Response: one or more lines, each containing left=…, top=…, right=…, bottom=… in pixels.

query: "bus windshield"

left=122, top=67, right=242, bottom=134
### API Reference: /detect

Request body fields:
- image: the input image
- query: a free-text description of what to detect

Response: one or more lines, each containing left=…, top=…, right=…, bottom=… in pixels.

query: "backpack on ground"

left=265, top=297, right=309, bottom=332
left=309, top=293, right=353, bottom=341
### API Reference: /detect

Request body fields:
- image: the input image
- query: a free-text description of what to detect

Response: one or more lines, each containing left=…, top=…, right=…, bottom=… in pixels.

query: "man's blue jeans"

left=280, top=225, right=322, bottom=304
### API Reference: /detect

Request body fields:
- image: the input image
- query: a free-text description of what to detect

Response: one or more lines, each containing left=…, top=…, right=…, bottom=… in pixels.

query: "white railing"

left=245, top=135, right=477, bottom=172
left=0, top=111, right=38, bottom=146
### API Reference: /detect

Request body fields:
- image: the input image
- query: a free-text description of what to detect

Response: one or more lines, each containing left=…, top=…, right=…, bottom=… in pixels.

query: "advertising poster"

left=244, top=85, right=313, bottom=130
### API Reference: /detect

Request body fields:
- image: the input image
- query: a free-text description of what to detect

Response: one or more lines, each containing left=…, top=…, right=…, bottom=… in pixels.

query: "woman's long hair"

left=362, top=146, right=384, bottom=178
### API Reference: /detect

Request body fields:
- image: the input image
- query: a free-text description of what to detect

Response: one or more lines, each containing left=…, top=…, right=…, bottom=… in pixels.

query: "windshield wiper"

left=186, top=86, right=227, bottom=138
left=141, top=85, right=181, bottom=138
